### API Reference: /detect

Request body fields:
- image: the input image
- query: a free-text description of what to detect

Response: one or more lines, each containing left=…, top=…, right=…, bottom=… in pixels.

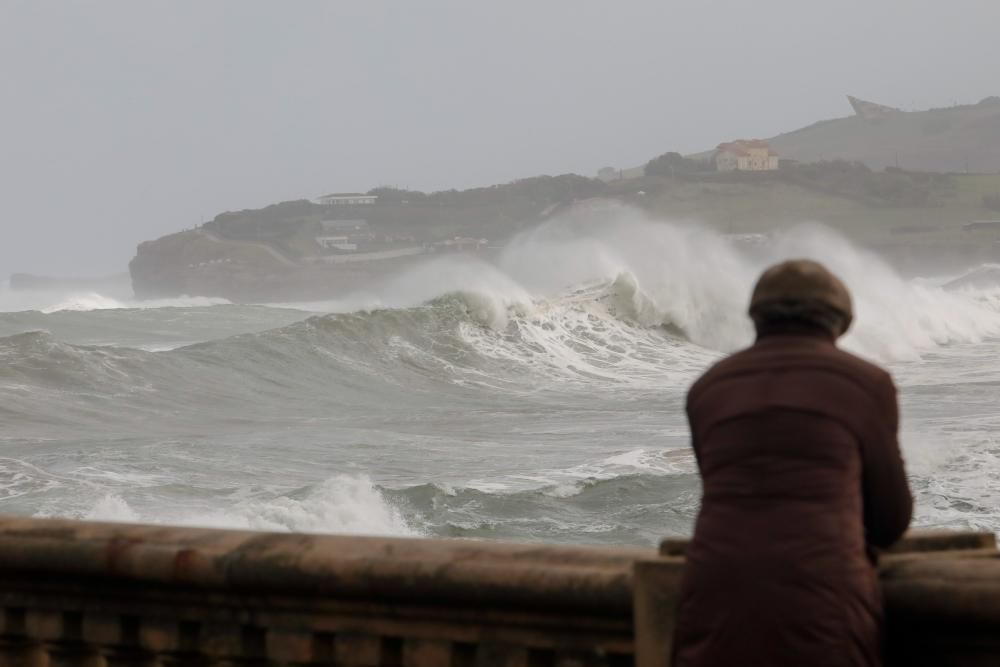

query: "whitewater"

left=3, top=214, right=1000, bottom=546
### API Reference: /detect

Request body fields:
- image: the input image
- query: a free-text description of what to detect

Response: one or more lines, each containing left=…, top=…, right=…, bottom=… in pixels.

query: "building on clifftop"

left=714, top=140, right=779, bottom=172
left=316, top=192, right=378, bottom=205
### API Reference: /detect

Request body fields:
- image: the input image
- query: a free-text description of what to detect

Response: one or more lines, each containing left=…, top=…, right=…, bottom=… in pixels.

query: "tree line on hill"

left=369, top=174, right=604, bottom=208
left=199, top=156, right=986, bottom=250
left=642, top=151, right=959, bottom=207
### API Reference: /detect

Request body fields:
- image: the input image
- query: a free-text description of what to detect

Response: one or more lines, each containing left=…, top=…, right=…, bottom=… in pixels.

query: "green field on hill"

left=630, top=171, right=1000, bottom=272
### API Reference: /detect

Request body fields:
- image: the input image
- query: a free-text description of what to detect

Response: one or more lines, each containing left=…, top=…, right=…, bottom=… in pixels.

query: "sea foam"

left=73, top=475, right=416, bottom=537
left=367, top=212, right=1000, bottom=365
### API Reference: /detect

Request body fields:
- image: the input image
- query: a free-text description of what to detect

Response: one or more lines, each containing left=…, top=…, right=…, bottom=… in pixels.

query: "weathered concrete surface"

left=632, top=558, right=684, bottom=667
left=0, top=517, right=997, bottom=666
left=659, top=529, right=997, bottom=559
left=0, top=516, right=645, bottom=666
left=0, top=516, right=645, bottom=612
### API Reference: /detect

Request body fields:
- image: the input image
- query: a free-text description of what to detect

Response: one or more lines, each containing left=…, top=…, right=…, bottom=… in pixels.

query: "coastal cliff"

left=129, top=167, right=1000, bottom=300
left=128, top=176, right=604, bottom=301
left=128, top=97, right=1000, bottom=301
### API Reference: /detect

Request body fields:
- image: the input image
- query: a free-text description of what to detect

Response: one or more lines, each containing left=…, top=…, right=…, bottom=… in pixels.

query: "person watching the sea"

left=673, top=260, right=912, bottom=667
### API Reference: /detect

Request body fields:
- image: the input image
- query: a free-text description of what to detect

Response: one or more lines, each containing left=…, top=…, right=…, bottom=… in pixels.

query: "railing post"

left=632, top=558, right=684, bottom=667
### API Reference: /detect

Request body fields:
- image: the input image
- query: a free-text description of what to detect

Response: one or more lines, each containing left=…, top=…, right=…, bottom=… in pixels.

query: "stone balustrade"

left=0, top=516, right=996, bottom=666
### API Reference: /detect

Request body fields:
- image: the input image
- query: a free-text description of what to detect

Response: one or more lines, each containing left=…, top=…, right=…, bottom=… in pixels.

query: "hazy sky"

left=2, top=0, right=999, bottom=276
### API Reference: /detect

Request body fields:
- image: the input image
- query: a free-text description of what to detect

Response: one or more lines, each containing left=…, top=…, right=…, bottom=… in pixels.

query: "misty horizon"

left=3, top=1, right=1000, bottom=276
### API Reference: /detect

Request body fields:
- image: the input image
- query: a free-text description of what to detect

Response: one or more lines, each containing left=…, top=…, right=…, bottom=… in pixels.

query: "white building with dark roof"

left=316, top=193, right=378, bottom=206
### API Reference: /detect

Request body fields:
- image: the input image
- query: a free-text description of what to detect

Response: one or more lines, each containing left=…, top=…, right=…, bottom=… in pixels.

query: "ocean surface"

left=3, top=217, right=1000, bottom=546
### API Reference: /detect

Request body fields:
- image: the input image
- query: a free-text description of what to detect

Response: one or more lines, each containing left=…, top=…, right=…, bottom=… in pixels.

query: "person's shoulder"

left=687, top=346, right=756, bottom=398
left=825, top=344, right=894, bottom=387
left=705, top=346, right=758, bottom=376
left=688, top=341, right=894, bottom=401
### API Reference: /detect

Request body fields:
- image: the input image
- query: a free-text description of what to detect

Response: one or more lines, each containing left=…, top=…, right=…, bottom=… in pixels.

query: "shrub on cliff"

left=645, top=152, right=708, bottom=177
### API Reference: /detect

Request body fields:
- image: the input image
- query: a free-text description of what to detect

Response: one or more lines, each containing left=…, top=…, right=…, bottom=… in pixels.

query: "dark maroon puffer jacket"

left=673, top=323, right=912, bottom=667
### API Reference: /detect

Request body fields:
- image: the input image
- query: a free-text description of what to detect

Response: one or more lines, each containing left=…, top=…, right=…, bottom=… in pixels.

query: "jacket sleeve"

left=860, top=373, right=913, bottom=549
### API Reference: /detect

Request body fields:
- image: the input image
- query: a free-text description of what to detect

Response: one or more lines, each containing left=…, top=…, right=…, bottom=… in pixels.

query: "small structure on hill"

left=317, top=192, right=378, bottom=206
left=316, top=236, right=357, bottom=252
left=848, top=95, right=902, bottom=119
left=715, top=140, right=779, bottom=172
left=315, top=219, right=370, bottom=252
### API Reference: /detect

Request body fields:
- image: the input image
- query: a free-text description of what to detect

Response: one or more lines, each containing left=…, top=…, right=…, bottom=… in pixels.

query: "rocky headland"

left=127, top=97, right=1000, bottom=301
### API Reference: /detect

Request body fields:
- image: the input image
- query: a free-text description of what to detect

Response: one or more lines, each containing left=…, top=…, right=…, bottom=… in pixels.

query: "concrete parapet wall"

left=883, top=556, right=1000, bottom=665
left=0, top=516, right=996, bottom=666
left=0, top=517, right=644, bottom=666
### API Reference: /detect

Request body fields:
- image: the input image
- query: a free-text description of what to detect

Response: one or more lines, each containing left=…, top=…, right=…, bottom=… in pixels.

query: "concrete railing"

left=0, top=516, right=996, bottom=667
left=640, top=530, right=1000, bottom=667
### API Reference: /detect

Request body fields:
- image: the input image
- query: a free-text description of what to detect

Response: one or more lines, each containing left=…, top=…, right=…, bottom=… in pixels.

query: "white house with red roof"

left=715, top=140, right=780, bottom=172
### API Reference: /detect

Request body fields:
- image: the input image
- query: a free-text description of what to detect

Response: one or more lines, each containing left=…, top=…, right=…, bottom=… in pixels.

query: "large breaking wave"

left=5, top=218, right=1000, bottom=396
left=4, top=213, right=1000, bottom=540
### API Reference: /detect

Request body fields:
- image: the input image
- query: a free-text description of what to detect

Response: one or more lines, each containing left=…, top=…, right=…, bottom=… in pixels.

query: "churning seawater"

left=3, top=217, right=1000, bottom=546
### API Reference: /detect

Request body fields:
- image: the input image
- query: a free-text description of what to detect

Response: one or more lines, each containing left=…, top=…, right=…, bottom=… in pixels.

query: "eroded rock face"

left=129, top=177, right=609, bottom=301
left=129, top=230, right=299, bottom=301
left=130, top=232, right=422, bottom=302
left=129, top=224, right=443, bottom=301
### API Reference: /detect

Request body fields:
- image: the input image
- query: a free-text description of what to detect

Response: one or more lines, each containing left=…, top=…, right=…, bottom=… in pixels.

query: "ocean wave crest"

left=69, top=475, right=415, bottom=536
left=4, top=219, right=1000, bottom=438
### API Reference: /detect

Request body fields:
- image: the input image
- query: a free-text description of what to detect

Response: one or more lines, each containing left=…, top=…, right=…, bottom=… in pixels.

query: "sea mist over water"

left=3, top=212, right=1000, bottom=544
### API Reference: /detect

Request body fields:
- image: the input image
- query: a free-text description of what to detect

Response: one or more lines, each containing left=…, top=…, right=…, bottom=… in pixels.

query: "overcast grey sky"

left=2, top=0, right=998, bottom=276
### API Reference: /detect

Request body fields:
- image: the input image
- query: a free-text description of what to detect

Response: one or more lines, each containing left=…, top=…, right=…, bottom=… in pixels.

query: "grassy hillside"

left=768, top=97, right=1000, bottom=173
left=627, top=170, right=1000, bottom=273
